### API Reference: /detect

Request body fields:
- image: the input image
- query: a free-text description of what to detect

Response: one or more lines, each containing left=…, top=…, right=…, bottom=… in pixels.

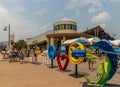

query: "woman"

left=19, top=49, right=24, bottom=64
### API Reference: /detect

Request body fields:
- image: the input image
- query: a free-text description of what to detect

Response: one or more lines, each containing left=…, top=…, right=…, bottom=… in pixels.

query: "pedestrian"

left=33, top=53, right=37, bottom=64
left=13, top=49, right=18, bottom=62
left=30, top=48, right=34, bottom=63
left=87, top=55, right=97, bottom=71
left=8, top=50, right=12, bottom=63
left=87, top=48, right=98, bottom=71
left=19, top=49, right=24, bottom=64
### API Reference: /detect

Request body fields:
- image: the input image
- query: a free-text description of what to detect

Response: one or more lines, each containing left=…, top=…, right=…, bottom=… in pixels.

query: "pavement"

left=0, top=54, right=120, bottom=87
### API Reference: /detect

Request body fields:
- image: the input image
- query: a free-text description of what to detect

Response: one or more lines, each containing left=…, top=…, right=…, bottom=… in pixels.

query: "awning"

left=110, top=39, right=120, bottom=46
left=63, top=37, right=89, bottom=45
left=88, top=37, right=100, bottom=45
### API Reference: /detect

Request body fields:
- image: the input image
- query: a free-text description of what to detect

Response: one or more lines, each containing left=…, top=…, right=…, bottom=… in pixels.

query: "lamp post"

left=3, top=24, right=11, bottom=50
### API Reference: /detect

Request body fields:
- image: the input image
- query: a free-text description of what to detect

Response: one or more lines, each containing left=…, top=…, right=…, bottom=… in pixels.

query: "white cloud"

left=0, top=5, right=22, bottom=27
left=88, top=7, right=98, bottom=14
left=66, top=0, right=105, bottom=9
left=65, top=0, right=106, bottom=17
left=91, top=11, right=111, bottom=23
left=61, top=17, right=72, bottom=21
left=0, top=5, right=51, bottom=41
left=0, top=6, right=8, bottom=14
left=16, top=23, right=52, bottom=41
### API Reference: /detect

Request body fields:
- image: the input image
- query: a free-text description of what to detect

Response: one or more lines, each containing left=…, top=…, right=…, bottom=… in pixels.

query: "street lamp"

left=3, top=24, right=11, bottom=50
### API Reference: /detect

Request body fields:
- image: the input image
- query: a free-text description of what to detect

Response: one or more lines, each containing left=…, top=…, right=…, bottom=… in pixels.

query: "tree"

left=12, top=40, right=27, bottom=50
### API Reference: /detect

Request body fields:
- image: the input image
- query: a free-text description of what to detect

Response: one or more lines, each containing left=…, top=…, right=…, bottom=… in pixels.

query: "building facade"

left=26, top=21, right=95, bottom=51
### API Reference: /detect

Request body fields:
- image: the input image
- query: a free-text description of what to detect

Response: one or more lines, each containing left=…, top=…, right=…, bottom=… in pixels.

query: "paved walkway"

left=0, top=55, right=120, bottom=87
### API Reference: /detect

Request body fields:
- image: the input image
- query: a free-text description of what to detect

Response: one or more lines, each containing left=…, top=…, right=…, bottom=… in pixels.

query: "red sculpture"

left=57, top=54, right=69, bottom=71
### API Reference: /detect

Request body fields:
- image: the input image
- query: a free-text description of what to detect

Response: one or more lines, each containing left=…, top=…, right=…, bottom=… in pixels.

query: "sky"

left=0, top=0, right=120, bottom=42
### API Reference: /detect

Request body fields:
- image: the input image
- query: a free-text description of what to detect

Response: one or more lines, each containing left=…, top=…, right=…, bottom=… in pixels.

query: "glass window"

left=56, top=26, right=58, bottom=30
left=60, top=25, right=62, bottom=30
left=70, top=24, right=72, bottom=29
left=61, top=24, right=64, bottom=29
left=58, top=25, right=60, bottom=30
left=64, top=24, right=66, bottom=29
left=75, top=25, right=77, bottom=30
left=74, top=25, right=76, bottom=30
left=72, top=25, right=75, bottom=30
left=66, top=24, right=69, bottom=29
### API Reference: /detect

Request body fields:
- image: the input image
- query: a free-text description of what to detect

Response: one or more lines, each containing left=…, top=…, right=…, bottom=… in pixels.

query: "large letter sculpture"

left=48, top=45, right=56, bottom=68
left=85, top=41, right=118, bottom=86
left=48, top=45, right=56, bottom=60
left=68, top=42, right=86, bottom=77
left=57, top=54, right=69, bottom=71
left=68, top=42, right=86, bottom=64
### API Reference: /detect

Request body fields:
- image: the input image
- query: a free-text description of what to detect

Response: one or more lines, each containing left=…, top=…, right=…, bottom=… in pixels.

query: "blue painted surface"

left=93, top=41, right=118, bottom=80
left=48, top=45, right=56, bottom=60
left=74, top=39, right=88, bottom=44
left=72, top=50, right=86, bottom=58
left=114, top=48, right=120, bottom=53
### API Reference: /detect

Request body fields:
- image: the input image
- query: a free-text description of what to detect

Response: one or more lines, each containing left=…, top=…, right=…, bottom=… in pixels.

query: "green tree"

left=12, top=40, right=27, bottom=50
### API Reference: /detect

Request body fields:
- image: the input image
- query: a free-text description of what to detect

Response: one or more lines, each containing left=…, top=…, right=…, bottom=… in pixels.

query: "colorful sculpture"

left=85, top=41, right=118, bottom=86
left=68, top=42, right=86, bottom=64
left=57, top=54, right=69, bottom=71
left=35, top=46, right=41, bottom=55
left=48, top=45, right=56, bottom=60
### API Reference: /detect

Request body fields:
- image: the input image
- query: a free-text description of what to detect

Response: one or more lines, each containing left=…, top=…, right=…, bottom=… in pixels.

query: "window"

left=61, top=24, right=64, bottom=29
left=72, top=25, right=74, bottom=30
left=60, top=25, right=62, bottom=30
left=58, top=25, right=60, bottom=30
left=56, top=26, right=58, bottom=30
left=66, top=24, right=69, bottom=29
left=74, top=25, right=77, bottom=30
left=64, top=24, right=66, bottom=29
left=70, top=24, right=72, bottom=29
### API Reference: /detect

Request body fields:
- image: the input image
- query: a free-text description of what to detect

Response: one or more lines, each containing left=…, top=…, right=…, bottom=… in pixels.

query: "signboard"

left=60, top=46, right=66, bottom=54
left=72, top=50, right=86, bottom=58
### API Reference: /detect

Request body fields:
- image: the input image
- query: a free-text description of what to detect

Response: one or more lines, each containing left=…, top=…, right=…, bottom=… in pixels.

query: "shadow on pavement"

left=69, top=72, right=89, bottom=78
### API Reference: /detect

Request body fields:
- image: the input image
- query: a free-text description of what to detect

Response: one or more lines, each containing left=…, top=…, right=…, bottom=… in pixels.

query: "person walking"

left=86, top=48, right=98, bottom=71
left=8, top=50, right=12, bottom=63
left=19, top=49, right=24, bottom=64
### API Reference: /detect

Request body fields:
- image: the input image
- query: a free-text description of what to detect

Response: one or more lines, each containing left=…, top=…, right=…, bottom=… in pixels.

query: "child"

left=34, top=53, right=37, bottom=64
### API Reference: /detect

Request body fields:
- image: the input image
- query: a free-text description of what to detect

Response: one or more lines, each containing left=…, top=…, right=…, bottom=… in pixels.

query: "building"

left=26, top=21, right=93, bottom=51
left=83, top=25, right=114, bottom=40
left=26, top=21, right=113, bottom=51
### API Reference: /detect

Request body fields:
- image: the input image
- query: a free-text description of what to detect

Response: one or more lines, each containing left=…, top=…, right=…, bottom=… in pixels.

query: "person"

left=8, top=50, right=12, bottom=63
left=87, top=48, right=98, bottom=71
left=33, top=53, right=37, bottom=64
left=30, top=48, right=34, bottom=63
left=13, top=49, right=18, bottom=62
left=99, top=52, right=106, bottom=63
left=88, top=57, right=96, bottom=71
left=19, top=49, right=24, bottom=64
